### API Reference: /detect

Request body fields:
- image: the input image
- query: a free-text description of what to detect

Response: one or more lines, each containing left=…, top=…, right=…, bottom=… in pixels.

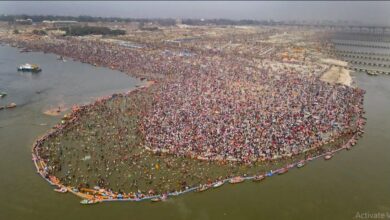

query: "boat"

left=151, top=197, right=162, bottom=202
left=213, top=181, right=224, bottom=188
left=366, top=70, right=378, bottom=76
left=229, top=176, right=245, bottom=184
left=0, top=92, right=6, bottom=98
left=278, top=168, right=288, bottom=175
left=17, top=63, right=42, bottom=72
left=57, top=56, right=67, bottom=62
left=253, top=175, right=265, bottom=182
left=54, top=187, right=67, bottom=193
left=198, top=184, right=210, bottom=192
left=161, top=193, right=168, bottom=201
left=324, top=154, right=333, bottom=160
left=6, top=103, right=16, bottom=109
left=297, top=161, right=305, bottom=168
left=80, top=199, right=100, bottom=205
left=287, top=164, right=295, bottom=169
left=20, top=48, right=31, bottom=53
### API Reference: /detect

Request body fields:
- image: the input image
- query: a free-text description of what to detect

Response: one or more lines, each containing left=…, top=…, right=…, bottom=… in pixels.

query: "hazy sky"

left=0, top=1, right=389, bottom=25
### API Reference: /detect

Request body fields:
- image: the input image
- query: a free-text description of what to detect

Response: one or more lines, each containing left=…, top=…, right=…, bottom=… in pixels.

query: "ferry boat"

left=17, top=63, right=42, bottom=72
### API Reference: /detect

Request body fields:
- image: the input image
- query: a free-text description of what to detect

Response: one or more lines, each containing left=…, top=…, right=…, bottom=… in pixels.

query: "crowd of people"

left=1, top=29, right=366, bottom=197
left=141, top=56, right=365, bottom=163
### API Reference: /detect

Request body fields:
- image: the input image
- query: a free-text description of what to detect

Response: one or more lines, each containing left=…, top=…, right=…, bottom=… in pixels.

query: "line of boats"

left=57, top=152, right=336, bottom=205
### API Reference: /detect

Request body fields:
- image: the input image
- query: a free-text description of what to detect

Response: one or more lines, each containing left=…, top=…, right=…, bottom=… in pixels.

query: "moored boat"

left=6, top=103, right=16, bottom=109
left=161, top=193, right=168, bottom=201
left=151, top=197, right=161, bottom=202
left=297, top=161, right=305, bottom=168
left=324, top=154, right=333, bottom=160
left=229, top=176, right=244, bottom=184
left=198, top=184, right=210, bottom=192
left=278, top=168, right=288, bottom=175
left=80, top=199, right=100, bottom=205
left=54, top=187, right=68, bottom=193
left=213, top=181, right=224, bottom=188
left=253, top=175, right=265, bottom=182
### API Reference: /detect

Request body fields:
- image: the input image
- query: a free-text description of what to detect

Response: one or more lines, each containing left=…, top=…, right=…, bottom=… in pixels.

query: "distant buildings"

left=42, top=20, right=78, bottom=28
left=14, top=19, right=33, bottom=25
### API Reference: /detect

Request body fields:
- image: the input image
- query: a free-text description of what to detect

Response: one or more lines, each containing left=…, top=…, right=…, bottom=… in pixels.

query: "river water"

left=0, top=44, right=389, bottom=220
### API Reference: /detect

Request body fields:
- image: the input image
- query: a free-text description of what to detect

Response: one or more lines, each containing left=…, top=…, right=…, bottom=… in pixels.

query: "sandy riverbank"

left=321, top=66, right=352, bottom=87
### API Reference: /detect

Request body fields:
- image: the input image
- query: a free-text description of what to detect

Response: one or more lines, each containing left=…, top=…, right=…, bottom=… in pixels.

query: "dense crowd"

left=1, top=31, right=366, bottom=197
left=141, top=58, right=365, bottom=163
left=0, top=33, right=365, bottom=165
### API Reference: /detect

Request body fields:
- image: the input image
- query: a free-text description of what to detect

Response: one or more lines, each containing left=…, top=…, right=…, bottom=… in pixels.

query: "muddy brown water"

left=0, top=45, right=389, bottom=220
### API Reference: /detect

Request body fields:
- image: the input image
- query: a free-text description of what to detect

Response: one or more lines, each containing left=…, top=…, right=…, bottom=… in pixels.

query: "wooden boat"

left=213, top=181, right=224, bottom=188
left=54, top=187, right=67, bottom=193
left=324, top=154, right=333, bottom=160
left=253, top=175, right=265, bottom=182
left=229, top=176, right=244, bottom=184
left=278, top=168, right=288, bottom=175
